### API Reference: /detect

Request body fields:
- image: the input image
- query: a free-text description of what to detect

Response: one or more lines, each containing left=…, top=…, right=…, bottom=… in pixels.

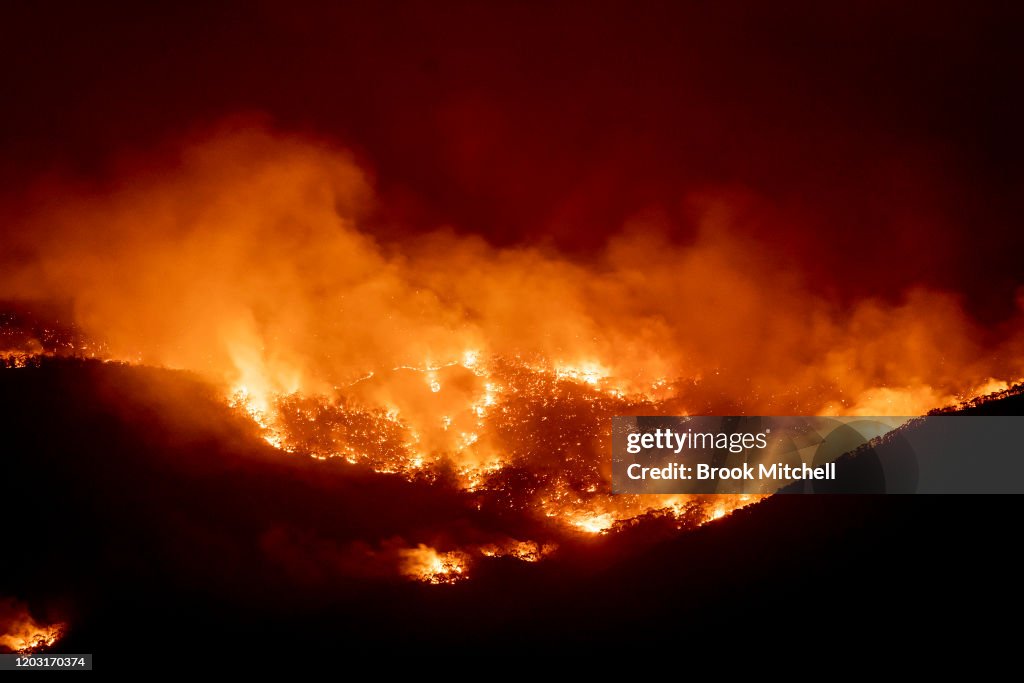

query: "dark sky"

left=1, top=1, right=1021, bottom=319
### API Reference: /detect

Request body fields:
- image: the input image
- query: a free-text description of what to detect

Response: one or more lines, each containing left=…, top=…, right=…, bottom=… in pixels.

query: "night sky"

left=2, top=1, right=1022, bottom=321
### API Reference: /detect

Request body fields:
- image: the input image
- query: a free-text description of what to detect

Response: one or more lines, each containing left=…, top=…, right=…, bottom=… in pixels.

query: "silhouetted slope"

left=0, top=359, right=1019, bottom=664
left=930, top=382, right=1024, bottom=415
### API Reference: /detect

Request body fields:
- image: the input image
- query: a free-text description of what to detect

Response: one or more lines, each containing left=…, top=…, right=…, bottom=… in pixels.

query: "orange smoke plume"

left=2, top=126, right=1019, bottom=413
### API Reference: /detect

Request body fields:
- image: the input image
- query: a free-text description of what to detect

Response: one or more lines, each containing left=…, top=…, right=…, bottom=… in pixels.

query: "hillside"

left=0, top=358, right=1019, bottom=660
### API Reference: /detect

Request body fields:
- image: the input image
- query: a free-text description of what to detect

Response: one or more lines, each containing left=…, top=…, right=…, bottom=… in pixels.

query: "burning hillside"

left=0, top=130, right=1021, bottom=612
left=0, top=599, right=64, bottom=655
left=1, top=2, right=1022, bottom=664
left=0, top=131, right=1021, bottom=539
left=1, top=356, right=1020, bottom=657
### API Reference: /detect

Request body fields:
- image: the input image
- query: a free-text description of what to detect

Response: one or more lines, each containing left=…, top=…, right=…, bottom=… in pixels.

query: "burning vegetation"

left=237, top=354, right=765, bottom=543
left=0, top=2, right=1021, bottom=661
left=0, top=599, right=64, bottom=654
left=0, top=130, right=1022, bottom=590
left=0, top=128, right=1021, bottom=658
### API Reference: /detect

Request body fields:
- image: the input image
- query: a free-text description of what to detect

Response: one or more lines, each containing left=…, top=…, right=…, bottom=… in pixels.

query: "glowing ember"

left=250, top=354, right=763, bottom=542
left=478, top=540, right=557, bottom=562
left=400, top=545, right=470, bottom=584
left=554, top=361, right=609, bottom=387
left=1, top=351, right=35, bottom=368
left=459, top=459, right=506, bottom=492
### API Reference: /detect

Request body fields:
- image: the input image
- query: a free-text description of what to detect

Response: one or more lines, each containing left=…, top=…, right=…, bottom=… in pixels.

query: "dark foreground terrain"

left=1, top=359, right=1019, bottom=664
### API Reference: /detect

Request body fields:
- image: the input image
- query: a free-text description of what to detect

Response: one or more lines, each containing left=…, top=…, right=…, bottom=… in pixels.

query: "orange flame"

left=2, top=126, right=1023, bottom=580
left=478, top=540, right=557, bottom=562
left=0, top=600, right=64, bottom=654
left=400, top=545, right=470, bottom=584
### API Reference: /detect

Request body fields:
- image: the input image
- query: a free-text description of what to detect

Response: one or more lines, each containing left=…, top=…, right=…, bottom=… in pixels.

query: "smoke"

left=1, top=125, right=1021, bottom=424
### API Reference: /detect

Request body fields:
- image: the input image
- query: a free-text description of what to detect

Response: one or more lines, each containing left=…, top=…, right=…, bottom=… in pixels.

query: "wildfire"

left=2, top=128, right=1024, bottom=588
left=708, top=506, right=729, bottom=522
left=478, top=540, right=557, bottom=562
left=400, top=545, right=470, bottom=584
left=1, top=351, right=34, bottom=368
left=398, top=540, right=556, bottom=582
left=241, top=354, right=764, bottom=541
left=229, top=385, right=287, bottom=450
left=568, top=512, right=617, bottom=535
left=0, top=600, right=64, bottom=654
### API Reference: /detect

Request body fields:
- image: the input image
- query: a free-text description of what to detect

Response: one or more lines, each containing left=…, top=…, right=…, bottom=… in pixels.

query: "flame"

left=4, top=128, right=1020, bottom=424
left=2, top=127, right=1023, bottom=584
left=478, top=540, right=557, bottom=562
left=708, top=506, right=729, bottom=522
left=0, top=600, right=64, bottom=654
left=568, top=512, right=617, bottom=535
left=229, top=385, right=287, bottom=450
left=1, top=351, right=34, bottom=368
left=400, top=545, right=470, bottom=584
left=257, top=356, right=766, bottom=535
